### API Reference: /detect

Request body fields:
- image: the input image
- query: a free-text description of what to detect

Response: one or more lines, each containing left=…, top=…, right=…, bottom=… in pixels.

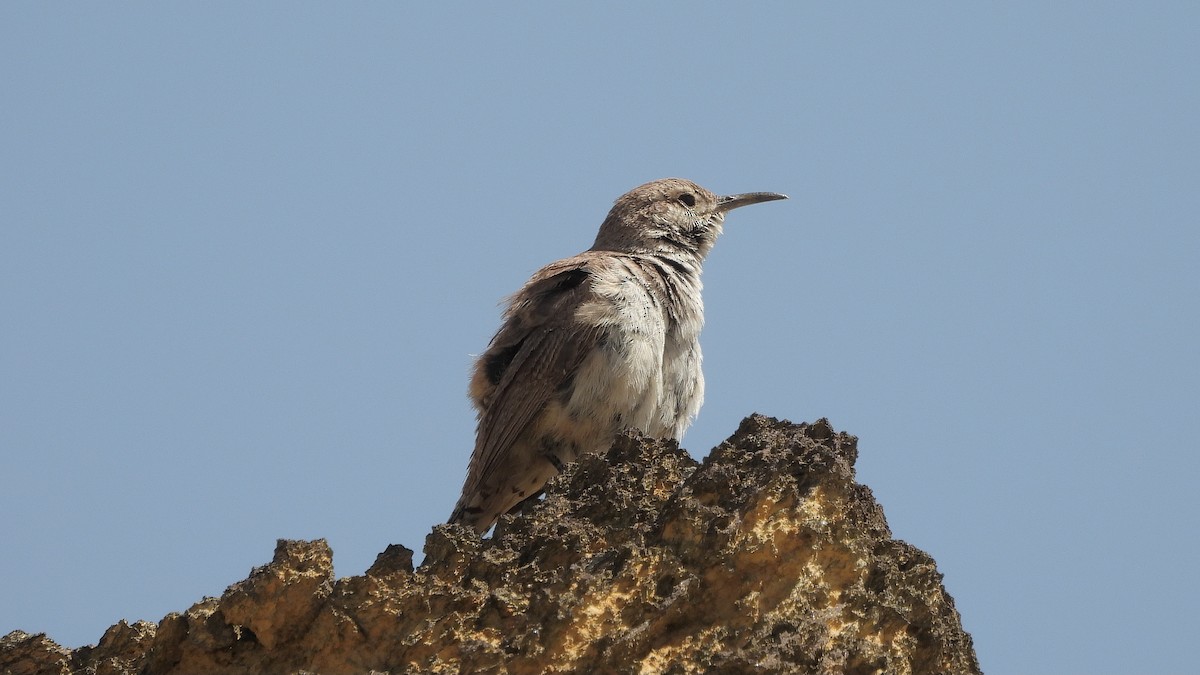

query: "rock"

left=81, top=620, right=156, bottom=675
left=2, top=415, right=981, bottom=674
left=0, top=631, right=70, bottom=675
left=219, top=539, right=335, bottom=651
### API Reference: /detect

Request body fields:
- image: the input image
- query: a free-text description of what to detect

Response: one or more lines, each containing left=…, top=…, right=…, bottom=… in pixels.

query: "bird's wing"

left=467, top=256, right=605, bottom=490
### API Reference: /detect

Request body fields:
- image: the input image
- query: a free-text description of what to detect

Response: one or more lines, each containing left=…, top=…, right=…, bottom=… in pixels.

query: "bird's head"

left=591, top=178, right=786, bottom=260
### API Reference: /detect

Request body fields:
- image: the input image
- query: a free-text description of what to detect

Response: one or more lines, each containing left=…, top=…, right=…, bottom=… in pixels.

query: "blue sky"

left=2, top=4, right=1197, bottom=673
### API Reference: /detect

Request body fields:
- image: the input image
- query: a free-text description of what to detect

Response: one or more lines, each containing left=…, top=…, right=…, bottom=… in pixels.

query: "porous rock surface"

left=2, top=415, right=981, bottom=674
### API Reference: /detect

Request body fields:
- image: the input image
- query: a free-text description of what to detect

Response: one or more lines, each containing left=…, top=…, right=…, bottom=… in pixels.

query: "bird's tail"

left=447, top=498, right=491, bottom=535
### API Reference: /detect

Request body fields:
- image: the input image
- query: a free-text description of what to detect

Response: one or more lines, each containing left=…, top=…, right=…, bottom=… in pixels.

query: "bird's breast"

left=565, top=256, right=705, bottom=440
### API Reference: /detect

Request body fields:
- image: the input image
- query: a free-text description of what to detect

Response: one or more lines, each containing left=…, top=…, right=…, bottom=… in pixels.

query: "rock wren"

left=449, top=178, right=786, bottom=534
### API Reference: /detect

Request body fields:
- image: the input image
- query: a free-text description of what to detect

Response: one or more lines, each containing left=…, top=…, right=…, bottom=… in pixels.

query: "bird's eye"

left=678, top=193, right=696, bottom=208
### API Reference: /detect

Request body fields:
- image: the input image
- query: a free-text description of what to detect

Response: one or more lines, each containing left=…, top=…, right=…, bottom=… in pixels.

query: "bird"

left=449, top=178, right=787, bottom=534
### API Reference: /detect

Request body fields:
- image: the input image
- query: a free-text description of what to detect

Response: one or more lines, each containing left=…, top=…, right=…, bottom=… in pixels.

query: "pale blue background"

left=2, top=4, right=1197, bottom=674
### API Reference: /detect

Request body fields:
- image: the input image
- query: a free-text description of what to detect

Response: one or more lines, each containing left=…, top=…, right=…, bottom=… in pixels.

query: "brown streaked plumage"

left=450, top=178, right=787, bottom=534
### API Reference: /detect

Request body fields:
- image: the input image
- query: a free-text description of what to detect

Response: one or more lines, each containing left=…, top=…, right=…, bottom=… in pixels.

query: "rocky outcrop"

left=2, top=415, right=981, bottom=674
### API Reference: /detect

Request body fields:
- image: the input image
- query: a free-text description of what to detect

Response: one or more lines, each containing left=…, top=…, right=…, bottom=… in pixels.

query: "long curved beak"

left=717, top=191, right=789, bottom=213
